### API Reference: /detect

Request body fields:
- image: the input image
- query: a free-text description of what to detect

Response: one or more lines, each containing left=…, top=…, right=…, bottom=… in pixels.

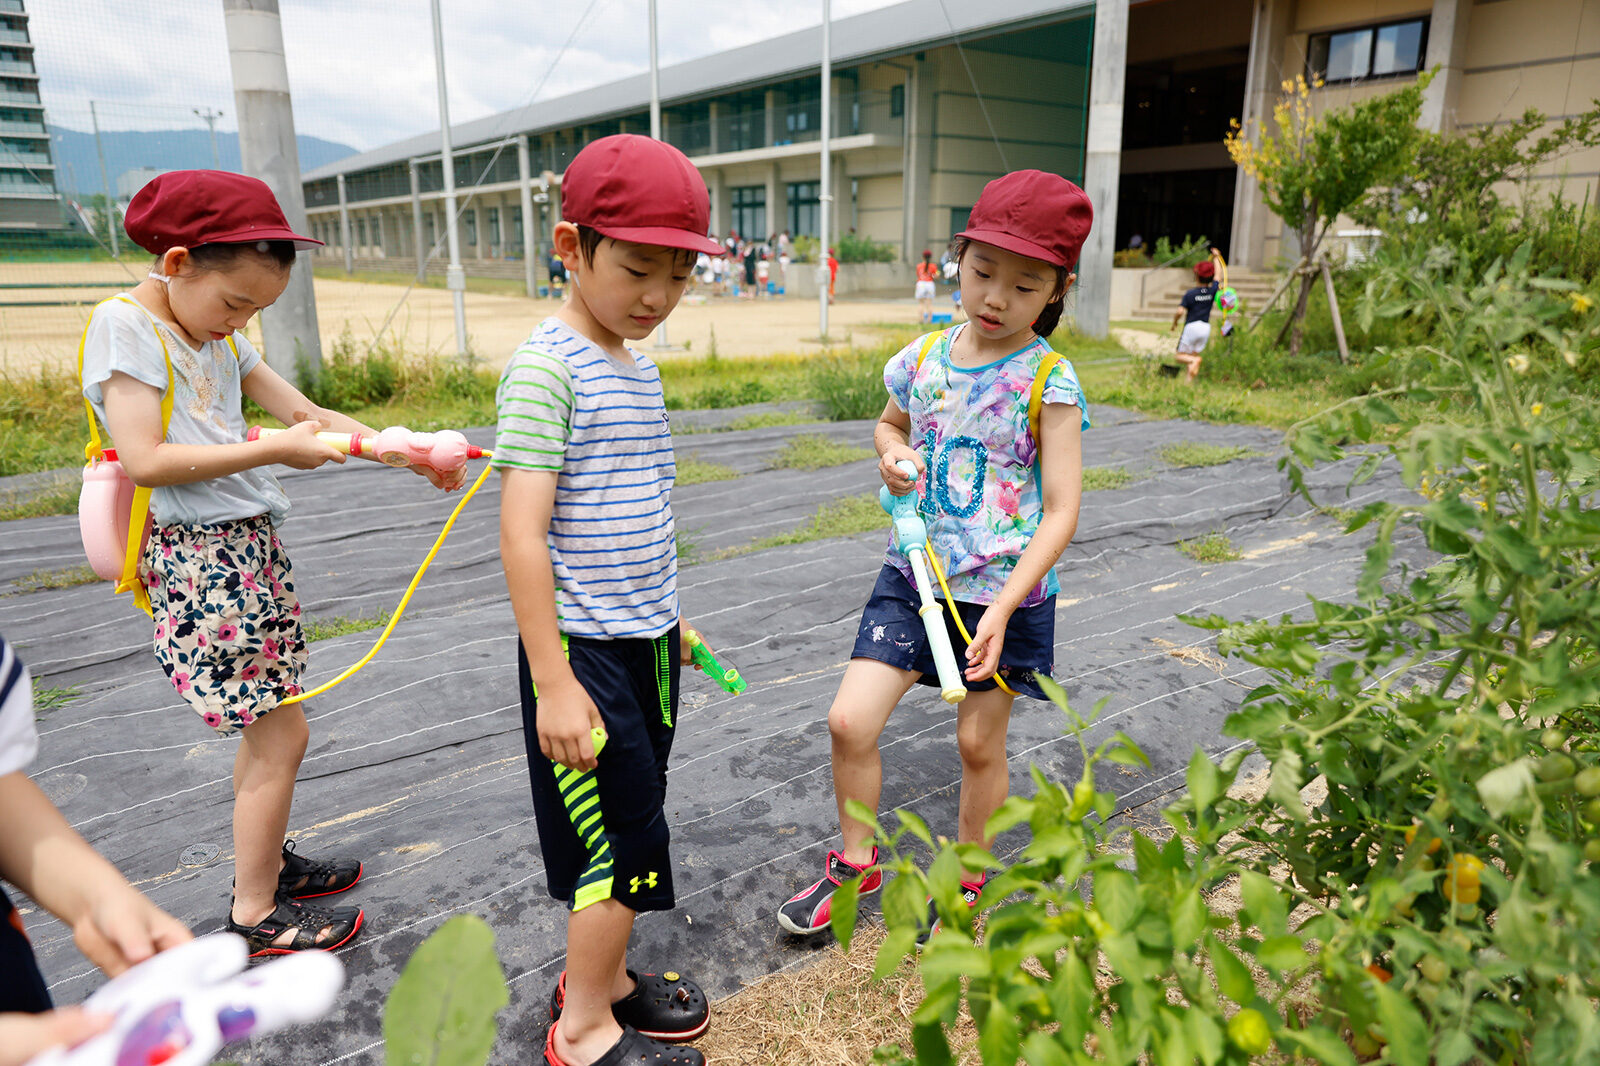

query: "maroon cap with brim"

left=956, top=170, right=1093, bottom=270
left=124, top=170, right=321, bottom=255
left=563, top=134, right=723, bottom=257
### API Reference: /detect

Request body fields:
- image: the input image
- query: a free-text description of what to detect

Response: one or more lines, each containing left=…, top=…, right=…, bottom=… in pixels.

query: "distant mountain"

left=46, top=127, right=358, bottom=197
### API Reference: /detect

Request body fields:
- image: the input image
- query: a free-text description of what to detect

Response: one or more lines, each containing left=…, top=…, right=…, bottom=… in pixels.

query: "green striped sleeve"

left=493, top=346, right=574, bottom=472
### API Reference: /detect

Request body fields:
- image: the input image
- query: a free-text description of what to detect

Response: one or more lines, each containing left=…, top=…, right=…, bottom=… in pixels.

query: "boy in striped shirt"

left=493, top=135, right=725, bottom=1066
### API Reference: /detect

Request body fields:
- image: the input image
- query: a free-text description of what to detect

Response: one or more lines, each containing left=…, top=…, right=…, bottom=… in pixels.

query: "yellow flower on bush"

left=1570, top=292, right=1594, bottom=314
left=1531, top=403, right=1544, bottom=416
left=1507, top=353, right=1531, bottom=375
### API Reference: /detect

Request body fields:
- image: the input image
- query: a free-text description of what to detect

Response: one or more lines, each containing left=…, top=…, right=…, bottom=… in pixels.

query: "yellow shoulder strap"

left=912, top=327, right=947, bottom=372
left=78, top=295, right=174, bottom=615
left=1028, top=349, right=1064, bottom=451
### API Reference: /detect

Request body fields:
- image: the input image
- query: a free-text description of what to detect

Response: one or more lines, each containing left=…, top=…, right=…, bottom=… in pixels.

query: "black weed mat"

left=0, top=406, right=1425, bottom=1064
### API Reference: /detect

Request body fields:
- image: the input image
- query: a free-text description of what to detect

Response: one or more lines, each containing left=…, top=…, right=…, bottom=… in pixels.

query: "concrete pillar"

left=708, top=102, right=721, bottom=154
left=1229, top=0, right=1293, bottom=269
left=409, top=161, right=426, bottom=281
left=518, top=135, right=538, bottom=296
left=496, top=198, right=509, bottom=257
left=336, top=173, right=353, bottom=273
left=763, top=163, right=781, bottom=243
left=900, top=60, right=933, bottom=262
left=764, top=89, right=779, bottom=147
left=1074, top=0, right=1128, bottom=339
left=223, top=0, right=322, bottom=384
left=1420, top=0, right=1471, bottom=133
left=706, top=168, right=727, bottom=237
left=376, top=209, right=389, bottom=257
left=834, top=156, right=850, bottom=237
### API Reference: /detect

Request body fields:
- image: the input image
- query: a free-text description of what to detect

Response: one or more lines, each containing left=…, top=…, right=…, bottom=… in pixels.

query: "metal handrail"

left=1138, top=236, right=1208, bottom=312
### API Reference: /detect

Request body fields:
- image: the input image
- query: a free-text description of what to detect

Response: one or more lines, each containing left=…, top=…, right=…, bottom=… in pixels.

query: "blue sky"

left=30, top=0, right=901, bottom=152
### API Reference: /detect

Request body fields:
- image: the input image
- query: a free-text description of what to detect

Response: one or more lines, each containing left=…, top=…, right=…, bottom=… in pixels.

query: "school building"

left=300, top=0, right=1598, bottom=315
left=0, top=0, right=70, bottom=239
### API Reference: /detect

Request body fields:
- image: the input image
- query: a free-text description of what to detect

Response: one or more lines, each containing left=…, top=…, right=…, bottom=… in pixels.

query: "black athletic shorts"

left=850, top=563, right=1056, bottom=700
left=517, top=626, right=679, bottom=913
left=0, top=883, right=52, bottom=1013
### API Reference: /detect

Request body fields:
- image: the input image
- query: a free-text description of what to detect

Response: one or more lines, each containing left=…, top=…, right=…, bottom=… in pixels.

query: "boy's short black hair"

left=948, top=236, right=1073, bottom=338
left=161, top=240, right=298, bottom=274
left=574, top=225, right=698, bottom=271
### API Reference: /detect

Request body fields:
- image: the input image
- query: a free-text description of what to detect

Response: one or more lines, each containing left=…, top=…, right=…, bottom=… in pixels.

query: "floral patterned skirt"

left=145, top=515, right=307, bottom=736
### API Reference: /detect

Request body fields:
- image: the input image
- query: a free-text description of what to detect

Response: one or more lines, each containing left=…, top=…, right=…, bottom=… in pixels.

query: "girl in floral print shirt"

left=778, top=171, right=1091, bottom=941
left=81, top=171, right=457, bottom=958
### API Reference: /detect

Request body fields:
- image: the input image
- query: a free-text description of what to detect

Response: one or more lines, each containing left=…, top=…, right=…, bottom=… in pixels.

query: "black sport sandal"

left=543, top=1023, right=704, bottom=1066
left=226, top=894, right=364, bottom=957
left=549, top=969, right=709, bottom=1042
left=278, top=839, right=363, bottom=899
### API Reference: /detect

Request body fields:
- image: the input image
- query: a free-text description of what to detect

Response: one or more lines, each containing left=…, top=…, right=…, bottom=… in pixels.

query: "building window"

left=463, top=208, right=476, bottom=246
left=1307, top=18, right=1428, bottom=84
left=890, top=84, right=905, bottom=118
left=730, top=185, right=766, bottom=241
left=787, top=181, right=820, bottom=237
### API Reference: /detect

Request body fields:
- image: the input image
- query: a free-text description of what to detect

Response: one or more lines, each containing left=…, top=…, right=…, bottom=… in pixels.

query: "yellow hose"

left=924, top=544, right=1018, bottom=697
left=281, top=456, right=495, bottom=706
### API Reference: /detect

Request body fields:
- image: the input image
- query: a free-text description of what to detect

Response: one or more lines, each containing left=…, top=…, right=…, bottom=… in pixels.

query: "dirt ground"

left=0, top=260, right=910, bottom=374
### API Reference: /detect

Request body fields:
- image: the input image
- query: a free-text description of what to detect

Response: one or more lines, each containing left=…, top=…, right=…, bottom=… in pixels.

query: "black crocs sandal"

left=543, top=1023, right=705, bottom=1066
left=278, top=838, right=363, bottom=899
left=226, top=894, right=364, bottom=957
left=550, top=969, right=709, bottom=1042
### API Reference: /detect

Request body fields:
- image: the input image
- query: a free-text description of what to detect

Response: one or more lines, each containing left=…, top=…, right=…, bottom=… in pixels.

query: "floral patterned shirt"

left=883, top=325, right=1089, bottom=606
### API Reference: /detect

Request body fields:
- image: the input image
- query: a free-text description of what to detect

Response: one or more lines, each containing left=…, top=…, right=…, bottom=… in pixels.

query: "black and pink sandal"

left=277, top=838, right=363, bottom=900
left=543, top=1023, right=704, bottom=1066
left=225, top=895, right=363, bottom=957
left=550, top=969, right=709, bottom=1042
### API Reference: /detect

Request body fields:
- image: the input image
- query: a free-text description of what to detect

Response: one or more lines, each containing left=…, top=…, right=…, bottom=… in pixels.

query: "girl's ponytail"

left=1032, top=296, right=1066, bottom=338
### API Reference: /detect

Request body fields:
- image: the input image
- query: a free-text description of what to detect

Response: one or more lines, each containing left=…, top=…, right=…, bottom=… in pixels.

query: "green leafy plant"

left=808, top=349, right=889, bottom=422
left=1081, top=465, right=1136, bottom=491
left=836, top=233, right=898, bottom=264
left=383, top=914, right=509, bottom=1066
left=833, top=687, right=1347, bottom=1066
left=1187, top=243, right=1600, bottom=1064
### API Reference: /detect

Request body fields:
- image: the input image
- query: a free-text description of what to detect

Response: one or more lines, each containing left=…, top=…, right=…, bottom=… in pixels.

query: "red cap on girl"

left=956, top=170, right=1093, bottom=269
left=124, top=170, right=321, bottom=255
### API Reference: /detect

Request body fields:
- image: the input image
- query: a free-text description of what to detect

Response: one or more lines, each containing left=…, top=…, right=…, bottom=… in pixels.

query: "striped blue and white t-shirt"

left=492, top=317, right=679, bottom=640
left=0, top=633, right=39, bottom=778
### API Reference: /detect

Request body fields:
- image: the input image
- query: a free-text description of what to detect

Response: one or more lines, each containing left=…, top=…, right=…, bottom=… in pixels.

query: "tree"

left=1226, top=75, right=1427, bottom=357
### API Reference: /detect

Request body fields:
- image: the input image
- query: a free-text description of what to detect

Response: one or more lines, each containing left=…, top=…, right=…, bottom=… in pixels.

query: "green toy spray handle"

left=684, top=629, right=747, bottom=694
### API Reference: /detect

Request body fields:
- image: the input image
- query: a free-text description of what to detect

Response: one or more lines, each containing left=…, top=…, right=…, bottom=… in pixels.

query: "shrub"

left=836, top=233, right=898, bottom=264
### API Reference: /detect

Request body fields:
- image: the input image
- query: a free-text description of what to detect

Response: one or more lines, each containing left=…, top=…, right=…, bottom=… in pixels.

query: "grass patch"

left=749, top=495, right=885, bottom=551
left=768, top=434, right=874, bottom=471
left=1, top=363, right=86, bottom=478
left=303, top=609, right=391, bottom=643
left=1158, top=442, right=1261, bottom=468
left=1082, top=465, right=1137, bottom=491
left=31, top=681, right=81, bottom=715
left=0, top=480, right=79, bottom=521
left=675, top=454, right=740, bottom=486
left=675, top=410, right=818, bottom=435
left=1177, top=532, right=1242, bottom=563
left=8, top=565, right=99, bottom=595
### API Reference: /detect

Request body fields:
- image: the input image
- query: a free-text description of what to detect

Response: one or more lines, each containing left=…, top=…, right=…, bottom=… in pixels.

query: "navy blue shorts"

left=850, top=564, right=1055, bottom=700
left=0, top=884, right=51, bottom=1013
left=517, top=628, right=679, bottom=913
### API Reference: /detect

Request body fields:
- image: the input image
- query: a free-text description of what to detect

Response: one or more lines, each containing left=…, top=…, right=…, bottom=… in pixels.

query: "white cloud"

left=29, top=0, right=902, bottom=152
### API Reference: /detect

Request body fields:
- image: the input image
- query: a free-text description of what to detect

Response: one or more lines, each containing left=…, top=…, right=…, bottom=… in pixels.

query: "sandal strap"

left=230, top=896, right=356, bottom=951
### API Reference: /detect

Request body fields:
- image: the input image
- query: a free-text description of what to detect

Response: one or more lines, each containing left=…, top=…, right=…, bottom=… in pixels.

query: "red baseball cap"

left=124, top=170, right=321, bottom=255
left=562, top=134, right=722, bottom=256
left=957, top=170, right=1093, bottom=269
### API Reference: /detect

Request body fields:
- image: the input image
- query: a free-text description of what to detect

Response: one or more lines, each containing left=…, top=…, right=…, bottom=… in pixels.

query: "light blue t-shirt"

left=80, top=294, right=290, bottom=528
